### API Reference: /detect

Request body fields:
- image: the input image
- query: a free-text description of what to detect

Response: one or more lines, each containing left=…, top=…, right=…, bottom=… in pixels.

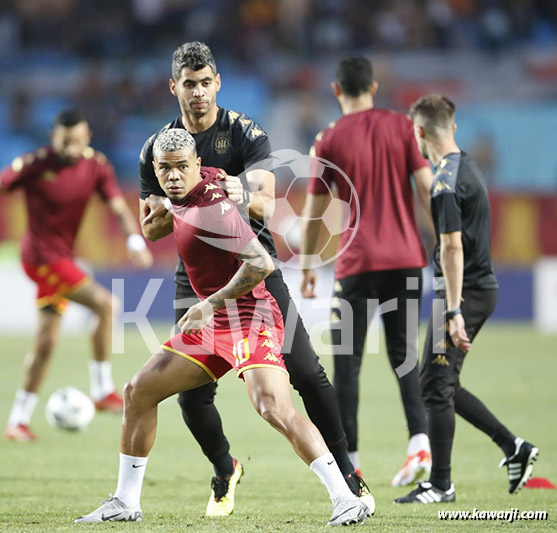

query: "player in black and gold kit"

left=139, top=41, right=373, bottom=516
left=395, top=94, right=538, bottom=504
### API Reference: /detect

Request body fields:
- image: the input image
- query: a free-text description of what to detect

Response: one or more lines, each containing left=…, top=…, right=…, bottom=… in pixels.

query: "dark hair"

left=336, top=55, right=373, bottom=98
left=54, top=109, right=88, bottom=128
left=409, top=94, right=456, bottom=135
left=172, top=41, right=217, bottom=80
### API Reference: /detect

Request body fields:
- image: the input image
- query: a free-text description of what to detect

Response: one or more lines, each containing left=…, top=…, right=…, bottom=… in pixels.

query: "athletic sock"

left=429, top=472, right=451, bottom=491
left=89, top=360, right=115, bottom=401
left=310, top=453, right=354, bottom=501
left=328, top=444, right=356, bottom=477
left=8, top=389, right=38, bottom=426
left=348, top=451, right=360, bottom=471
left=114, top=453, right=148, bottom=507
left=428, top=404, right=455, bottom=493
left=407, top=433, right=430, bottom=455
left=454, top=387, right=515, bottom=457
left=212, top=452, right=234, bottom=478
left=493, top=428, right=517, bottom=458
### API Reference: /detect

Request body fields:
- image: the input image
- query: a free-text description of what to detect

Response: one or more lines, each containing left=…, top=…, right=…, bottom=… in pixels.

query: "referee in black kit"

left=395, top=94, right=538, bottom=504
left=138, top=41, right=373, bottom=516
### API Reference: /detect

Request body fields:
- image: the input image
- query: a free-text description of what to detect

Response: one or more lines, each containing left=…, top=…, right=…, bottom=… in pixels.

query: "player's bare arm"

left=108, top=197, right=153, bottom=269
left=178, top=237, right=275, bottom=334
left=299, top=192, right=330, bottom=298
left=219, top=169, right=275, bottom=221
left=414, top=166, right=434, bottom=215
left=140, top=196, right=173, bottom=241
left=245, top=169, right=276, bottom=221
left=440, top=231, right=471, bottom=352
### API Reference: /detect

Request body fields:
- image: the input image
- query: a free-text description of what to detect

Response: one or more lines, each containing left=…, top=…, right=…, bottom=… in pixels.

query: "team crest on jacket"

left=214, top=131, right=231, bottom=155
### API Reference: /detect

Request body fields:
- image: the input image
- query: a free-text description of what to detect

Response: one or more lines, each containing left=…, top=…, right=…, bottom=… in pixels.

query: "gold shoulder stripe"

left=249, top=127, right=264, bottom=139
left=314, top=129, right=325, bottom=143
left=24, top=153, right=35, bottom=165
left=327, top=120, right=337, bottom=129
left=228, top=110, right=241, bottom=123
left=82, top=147, right=95, bottom=159
left=162, top=122, right=172, bottom=131
left=36, top=147, right=48, bottom=159
left=240, top=118, right=252, bottom=128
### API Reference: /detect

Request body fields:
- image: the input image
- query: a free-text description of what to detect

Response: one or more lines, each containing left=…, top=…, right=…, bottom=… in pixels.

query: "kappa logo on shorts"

left=432, top=354, right=450, bottom=366
left=260, top=339, right=276, bottom=349
left=434, top=338, right=449, bottom=351
left=264, top=353, right=280, bottom=363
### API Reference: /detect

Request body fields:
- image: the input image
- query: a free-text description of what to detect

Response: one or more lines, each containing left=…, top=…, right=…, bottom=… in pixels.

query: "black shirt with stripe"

left=431, top=151, right=498, bottom=290
left=139, top=107, right=277, bottom=286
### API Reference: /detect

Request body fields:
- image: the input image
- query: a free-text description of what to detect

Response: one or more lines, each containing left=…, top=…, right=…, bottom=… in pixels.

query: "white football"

left=45, top=387, right=95, bottom=431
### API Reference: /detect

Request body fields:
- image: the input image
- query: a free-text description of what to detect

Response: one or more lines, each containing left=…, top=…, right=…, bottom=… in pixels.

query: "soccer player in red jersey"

left=75, top=128, right=370, bottom=526
left=1, top=109, right=153, bottom=442
left=300, top=55, right=434, bottom=486
left=139, top=41, right=373, bottom=516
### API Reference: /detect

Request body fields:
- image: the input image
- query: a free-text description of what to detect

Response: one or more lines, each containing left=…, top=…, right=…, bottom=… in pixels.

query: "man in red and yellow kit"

left=75, top=128, right=370, bottom=526
left=1, top=109, right=153, bottom=441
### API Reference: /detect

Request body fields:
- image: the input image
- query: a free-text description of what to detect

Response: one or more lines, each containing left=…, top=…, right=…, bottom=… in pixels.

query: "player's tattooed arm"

left=178, top=238, right=275, bottom=334
left=207, top=237, right=275, bottom=311
left=140, top=196, right=173, bottom=241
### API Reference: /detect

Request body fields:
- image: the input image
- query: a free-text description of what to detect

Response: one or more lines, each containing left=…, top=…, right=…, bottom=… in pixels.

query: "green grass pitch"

left=0, top=323, right=555, bottom=532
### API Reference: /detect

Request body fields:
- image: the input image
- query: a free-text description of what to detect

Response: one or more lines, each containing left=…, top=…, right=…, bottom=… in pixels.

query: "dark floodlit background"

left=1, top=0, right=557, bottom=327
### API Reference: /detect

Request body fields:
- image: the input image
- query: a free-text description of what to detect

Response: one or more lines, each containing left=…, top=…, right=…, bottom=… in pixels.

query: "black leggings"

left=420, top=289, right=514, bottom=485
left=175, top=269, right=349, bottom=466
left=331, top=268, right=428, bottom=451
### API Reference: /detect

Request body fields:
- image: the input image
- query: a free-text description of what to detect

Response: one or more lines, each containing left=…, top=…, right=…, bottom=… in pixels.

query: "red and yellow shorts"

left=162, top=322, right=287, bottom=381
left=22, top=259, right=90, bottom=314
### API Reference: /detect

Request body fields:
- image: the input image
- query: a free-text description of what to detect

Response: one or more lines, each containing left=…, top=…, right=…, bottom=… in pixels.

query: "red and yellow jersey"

left=171, top=167, right=282, bottom=332
left=0, top=146, right=122, bottom=264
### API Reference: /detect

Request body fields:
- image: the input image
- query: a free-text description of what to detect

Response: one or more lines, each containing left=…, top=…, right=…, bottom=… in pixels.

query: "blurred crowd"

left=1, top=0, right=557, bottom=186
left=4, top=0, right=557, bottom=59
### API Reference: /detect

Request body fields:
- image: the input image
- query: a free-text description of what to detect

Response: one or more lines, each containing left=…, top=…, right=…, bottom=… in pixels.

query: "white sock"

left=89, top=360, right=115, bottom=401
left=114, top=453, right=148, bottom=507
left=348, top=451, right=360, bottom=470
left=310, top=453, right=354, bottom=501
left=8, top=389, right=38, bottom=426
left=407, top=433, right=430, bottom=455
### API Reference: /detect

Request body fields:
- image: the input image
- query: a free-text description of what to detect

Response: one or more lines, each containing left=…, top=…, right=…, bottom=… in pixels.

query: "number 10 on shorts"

left=233, top=338, right=251, bottom=366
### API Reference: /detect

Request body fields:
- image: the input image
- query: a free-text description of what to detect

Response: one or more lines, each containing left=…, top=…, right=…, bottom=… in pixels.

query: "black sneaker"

left=394, top=482, right=455, bottom=504
left=345, top=471, right=375, bottom=516
left=499, top=438, right=539, bottom=494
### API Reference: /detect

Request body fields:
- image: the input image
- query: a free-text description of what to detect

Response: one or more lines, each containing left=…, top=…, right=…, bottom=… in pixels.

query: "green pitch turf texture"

left=1, top=323, right=555, bottom=532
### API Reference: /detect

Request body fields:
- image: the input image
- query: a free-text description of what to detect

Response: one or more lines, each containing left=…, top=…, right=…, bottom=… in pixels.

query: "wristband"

left=163, top=197, right=173, bottom=212
left=238, top=190, right=251, bottom=208
left=445, top=307, right=462, bottom=320
left=126, top=233, right=147, bottom=252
